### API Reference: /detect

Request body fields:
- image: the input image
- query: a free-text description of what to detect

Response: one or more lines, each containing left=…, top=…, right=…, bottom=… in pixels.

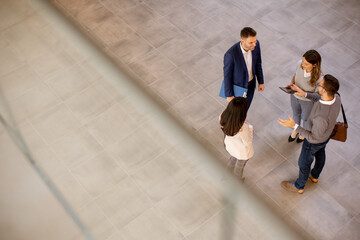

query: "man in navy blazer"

left=223, top=27, right=264, bottom=109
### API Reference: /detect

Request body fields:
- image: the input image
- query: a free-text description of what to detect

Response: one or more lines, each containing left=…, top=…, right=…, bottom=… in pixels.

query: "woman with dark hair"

left=220, top=97, right=254, bottom=181
left=287, top=49, right=323, bottom=143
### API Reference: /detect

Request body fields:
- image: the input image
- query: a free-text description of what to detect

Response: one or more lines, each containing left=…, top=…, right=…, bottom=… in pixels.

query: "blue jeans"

left=295, top=138, right=329, bottom=190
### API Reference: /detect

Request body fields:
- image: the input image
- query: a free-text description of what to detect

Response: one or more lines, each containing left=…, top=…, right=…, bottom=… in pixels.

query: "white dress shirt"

left=240, top=43, right=253, bottom=82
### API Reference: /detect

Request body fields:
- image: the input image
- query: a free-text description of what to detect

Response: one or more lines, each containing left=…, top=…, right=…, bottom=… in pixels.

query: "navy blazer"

left=223, top=41, right=264, bottom=97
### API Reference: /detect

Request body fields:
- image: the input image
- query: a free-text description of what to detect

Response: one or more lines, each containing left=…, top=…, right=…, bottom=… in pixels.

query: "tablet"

left=279, top=87, right=297, bottom=94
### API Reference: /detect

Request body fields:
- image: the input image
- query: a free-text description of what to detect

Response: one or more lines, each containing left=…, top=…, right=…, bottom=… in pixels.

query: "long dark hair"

left=220, top=97, right=248, bottom=136
left=302, top=50, right=322, bottom=87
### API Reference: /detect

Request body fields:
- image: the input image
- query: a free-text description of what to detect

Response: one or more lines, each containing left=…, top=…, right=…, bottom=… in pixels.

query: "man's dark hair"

left=240, top=27, right=257, bottom=39
left=323, top=74, right=339, bottom=96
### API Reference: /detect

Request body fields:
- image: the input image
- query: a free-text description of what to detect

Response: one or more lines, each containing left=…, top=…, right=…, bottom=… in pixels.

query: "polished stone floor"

left=1, top=0, right=360, bottom=239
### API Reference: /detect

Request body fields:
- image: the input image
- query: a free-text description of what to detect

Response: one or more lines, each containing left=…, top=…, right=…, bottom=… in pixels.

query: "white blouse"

left=224, top=122, right=254, bottom=160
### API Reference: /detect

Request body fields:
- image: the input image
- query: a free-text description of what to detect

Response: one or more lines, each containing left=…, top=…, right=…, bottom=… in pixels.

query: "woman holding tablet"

left=287, top=50, right=323, bottom=143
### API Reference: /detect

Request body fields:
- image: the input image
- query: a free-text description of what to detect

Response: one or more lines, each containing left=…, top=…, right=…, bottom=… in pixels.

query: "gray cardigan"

left=296, top=93, right=341, bottom=143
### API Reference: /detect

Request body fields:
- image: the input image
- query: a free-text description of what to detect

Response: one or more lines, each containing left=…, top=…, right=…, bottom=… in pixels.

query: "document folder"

left=219, top=81, right=247, bottom=99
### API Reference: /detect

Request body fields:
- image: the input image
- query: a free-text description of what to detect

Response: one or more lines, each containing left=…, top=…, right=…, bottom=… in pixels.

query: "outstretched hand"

left=278, top=115, right=296, bottom=128
left=290, top=84, right=306, bottom=97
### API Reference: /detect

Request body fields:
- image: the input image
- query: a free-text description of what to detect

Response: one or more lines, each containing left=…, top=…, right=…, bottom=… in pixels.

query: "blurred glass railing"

left=0, top=0, right=304, bottom=239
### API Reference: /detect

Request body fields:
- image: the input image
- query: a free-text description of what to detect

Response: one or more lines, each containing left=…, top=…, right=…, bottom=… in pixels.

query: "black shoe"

left=288, top=133, right=298, bottom=142
left=296, top=137, right=304, bottom=143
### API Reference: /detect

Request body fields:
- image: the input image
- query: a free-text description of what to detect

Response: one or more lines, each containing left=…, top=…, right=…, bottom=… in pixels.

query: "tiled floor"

left=1, top=0, right=360, bottom=239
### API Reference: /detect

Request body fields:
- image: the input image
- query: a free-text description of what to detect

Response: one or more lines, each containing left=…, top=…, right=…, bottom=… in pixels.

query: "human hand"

left=258, top=84, right=265, bottom=92
left=277, top=115, right=295, bottom=128
left=290, top=84, right=306, bottom=97
left=227, top=96, right=235, bottom=102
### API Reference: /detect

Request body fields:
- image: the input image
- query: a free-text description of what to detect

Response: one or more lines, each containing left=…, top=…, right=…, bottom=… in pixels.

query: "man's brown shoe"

left=281, top=181, right=304, bottom=194
left=309, top=174, right=318, bottom=183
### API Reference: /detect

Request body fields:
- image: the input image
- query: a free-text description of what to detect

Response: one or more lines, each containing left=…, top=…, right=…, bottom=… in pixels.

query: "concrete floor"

left=1, top=0, right=360, bottom=239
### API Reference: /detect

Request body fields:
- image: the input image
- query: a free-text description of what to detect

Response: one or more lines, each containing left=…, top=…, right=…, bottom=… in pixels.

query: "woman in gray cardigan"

left=287, top=50, right=323, bottom=143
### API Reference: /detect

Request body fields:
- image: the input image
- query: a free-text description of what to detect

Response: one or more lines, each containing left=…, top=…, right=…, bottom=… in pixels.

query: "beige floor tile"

left=132, top=151, right=191, bottom=203
left=28, top=49, right=76, bottom=80
left=193, top=167, right=232, bottom=205
left=187, top=210, right=250, bottom=240
left=120, top=208, right=184, bottom=240
left=46, top=64, right=95, bottom=100
left=308, top=8, right=354, bottom=39
left=290, top=189, right=352, bottom=240
left=128, top=50, right=177, bottom=86
left=256, top=160, right=307, bottom=213
left=259, top=8, right=305, bottom=35
left=151, top=69, right=201, bottom=106
left=204, top=81, right=227, bottom=107
left=206, top=35, right=239, bottom=60
left=222, top=201, right=268, bottom=240
left=8, top=82, right=61, bottom=123
left=106, top=231, right=125, bottom=240
left=259, top=66, right=293, bottom=111
left=110, top=32, right=154, bottom=64
left=0, top=45, right=25, bottom=77
left=262, top=39, right=302, bottom=76
left=165, top=4, right=207, bottom=32
left=350, top=153, right=360, bottom=172
left=72, top=152, right=127, bottom=198
left=189, top=19, right=229, bottom=49
left=106, top=124, right=170, bottom=174
left=318, top=39, right=360, bottom=74
left=55, top=171, right=92, bottom=210
left=246, top=94, right=284, bottom=132
left=135, top=17, right=182, bottom=48
left=92, top=15, right=133, bottom=46
left=0, top=65, right=42, bottom=101
left=156, top=179, right=221, bottom=235
left=322, top=163, right=360, bottom=216
left=282, top=213, right=315, bottom=240
left=95, top=177, right=152, bottom=229
left=56, top=0, right=97, bottom=17
left=337, top=24, right=360, bottom=55
left=101, top=0, right=141, bottom=13
left=172, top=90, right=223, bottom=131
left=189, top=0, right=225, bottom=16
left=180, top=51, right=222, bottom=88
left=0, top=0, right=33, bottom=31
left=285, top=22, right=331, bottom=54
left=121, top=4, right=158, bottom=31
left=66, top=83, right=114, bottom=124
left=0, top=131, right=84, bottom=240
left=197, top=115, right=226, bottom=154
left=161, top=145, right=207, bottom=178
left=210, top=6, right=255, bottom=34
left=157, top=33, right=202, bottom=67
left=85, top=103, right=137, bottom=147
left=32, top=148, right=68, bottom=181
left=31, top=103, right=82, bottom=144
left=245, top=135, right=286, bottom=185
left=51, top=127, right=103, bottom=169
left=76, top=201, right=117, bottom=240
left=332, top=217, right=360, bottom=240
left=1, top=17, right=50, bottom=60
left=144, top=0, right=186, bottom=17
left=75, top=2, right=112, bottom=31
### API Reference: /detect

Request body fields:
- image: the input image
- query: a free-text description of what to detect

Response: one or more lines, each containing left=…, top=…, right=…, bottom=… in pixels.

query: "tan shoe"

left=281, top=181, right=304, bottom=194
left=309, top=174, right=318, bottom=183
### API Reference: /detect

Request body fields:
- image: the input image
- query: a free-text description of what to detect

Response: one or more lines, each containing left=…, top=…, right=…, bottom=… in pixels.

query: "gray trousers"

left=290, top=94, right=314, bottom=129
left=227, top=156, right=248, bottom=179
